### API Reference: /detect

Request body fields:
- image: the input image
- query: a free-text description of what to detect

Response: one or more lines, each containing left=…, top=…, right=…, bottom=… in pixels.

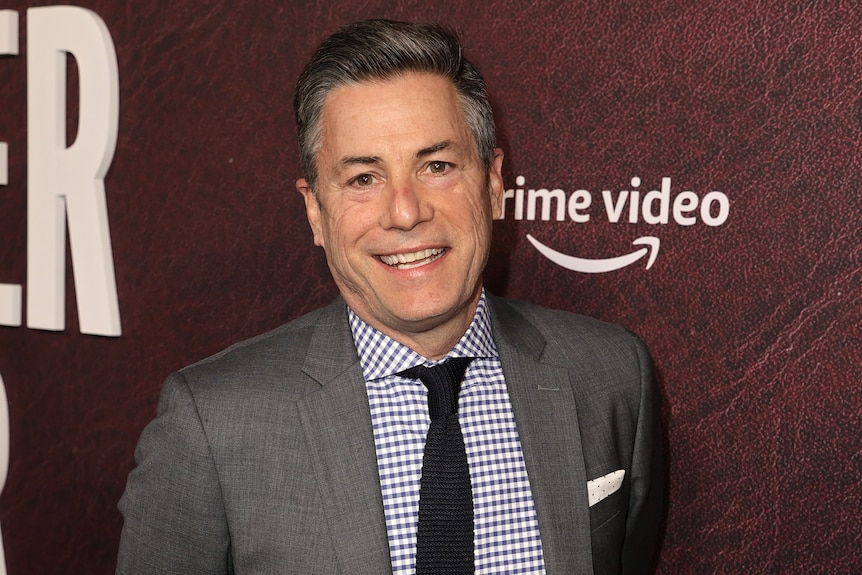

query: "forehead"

left=318, top=73, right=473, bottom=157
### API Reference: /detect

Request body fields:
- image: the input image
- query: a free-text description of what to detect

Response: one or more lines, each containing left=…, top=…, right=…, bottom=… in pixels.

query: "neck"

left=390, top=322, right=469, bottom=361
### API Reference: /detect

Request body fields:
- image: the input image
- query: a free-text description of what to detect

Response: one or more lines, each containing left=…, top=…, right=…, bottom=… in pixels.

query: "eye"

left=427, top=161, right=452, bottom=174
left=350, top=173, right=376, bottom=187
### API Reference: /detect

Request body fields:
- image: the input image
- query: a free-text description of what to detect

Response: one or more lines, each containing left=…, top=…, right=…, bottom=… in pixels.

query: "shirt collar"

left=348, top=290, right=498, bottom=382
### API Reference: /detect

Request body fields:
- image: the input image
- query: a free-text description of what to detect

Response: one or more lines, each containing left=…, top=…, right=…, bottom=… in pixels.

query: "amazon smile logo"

left=502, top=176, right=730, bottom=273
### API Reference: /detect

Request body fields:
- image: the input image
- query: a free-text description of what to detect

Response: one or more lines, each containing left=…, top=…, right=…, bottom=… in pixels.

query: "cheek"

left=317, top=211, right=351, bottom=262
left=322, top=211, right=366, bottom=260
left=473, top=210, right=496, bottom=260
left=467, top=199, right=494, bottom=239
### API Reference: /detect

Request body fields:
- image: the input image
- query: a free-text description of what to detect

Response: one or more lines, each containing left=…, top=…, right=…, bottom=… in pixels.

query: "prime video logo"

left=501, top=175, right=730, bottom=273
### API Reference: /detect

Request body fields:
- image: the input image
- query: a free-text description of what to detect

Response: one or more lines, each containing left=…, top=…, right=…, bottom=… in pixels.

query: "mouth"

left=378, top=247, right=447, bottom=270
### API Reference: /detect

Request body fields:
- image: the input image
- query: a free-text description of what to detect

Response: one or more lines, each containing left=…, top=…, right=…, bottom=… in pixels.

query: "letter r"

left=26, top=6, right=121, bottom=336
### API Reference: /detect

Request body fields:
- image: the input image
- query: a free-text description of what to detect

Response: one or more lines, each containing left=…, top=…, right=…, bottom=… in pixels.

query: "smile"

left=378, top=248, right=447, bottom=270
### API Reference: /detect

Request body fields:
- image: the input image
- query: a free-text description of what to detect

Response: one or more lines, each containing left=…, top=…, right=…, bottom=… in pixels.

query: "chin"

left=387, top=294, right=469, bottom=327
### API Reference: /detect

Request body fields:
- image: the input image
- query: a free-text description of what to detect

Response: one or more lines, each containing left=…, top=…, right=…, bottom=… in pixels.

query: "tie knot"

left=399, top=357, right=473, bottom=420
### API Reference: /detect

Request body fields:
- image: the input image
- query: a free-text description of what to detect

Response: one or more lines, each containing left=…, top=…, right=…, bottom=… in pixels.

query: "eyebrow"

left=338, top=155, right=382, bottom=171
left=416, top=140, right=454, bottom=158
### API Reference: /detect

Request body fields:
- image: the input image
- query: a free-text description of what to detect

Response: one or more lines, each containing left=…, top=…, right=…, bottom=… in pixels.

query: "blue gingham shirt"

left=348, top=292, right=546, bottom=574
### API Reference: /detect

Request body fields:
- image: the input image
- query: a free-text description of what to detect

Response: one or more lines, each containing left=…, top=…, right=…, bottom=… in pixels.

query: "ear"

left=296, top=178, right=325, bottom=247
left=488, top=148, right=505, bottom=220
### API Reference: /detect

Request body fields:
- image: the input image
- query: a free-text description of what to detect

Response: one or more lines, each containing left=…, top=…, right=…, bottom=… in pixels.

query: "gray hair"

left=293, top=19, right=496, bottom=192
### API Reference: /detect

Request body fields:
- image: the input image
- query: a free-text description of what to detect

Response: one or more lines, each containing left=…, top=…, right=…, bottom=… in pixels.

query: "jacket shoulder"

left=491, top=296, right=647, bottom=355
left=176, top=301, right=346, bottom=396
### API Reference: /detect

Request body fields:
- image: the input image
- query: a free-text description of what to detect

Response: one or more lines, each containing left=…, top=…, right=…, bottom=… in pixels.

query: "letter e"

left=567, top=189, right=591, bottom=223
left=0, top=11, right=21, bottom=327
left=673, top=191, right=699, bottom=226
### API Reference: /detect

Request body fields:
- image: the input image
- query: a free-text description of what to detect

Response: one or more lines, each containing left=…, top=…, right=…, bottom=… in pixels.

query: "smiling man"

left=298, top=71, right=502, bottom=359
left=117, top=19, right=663, bottom=575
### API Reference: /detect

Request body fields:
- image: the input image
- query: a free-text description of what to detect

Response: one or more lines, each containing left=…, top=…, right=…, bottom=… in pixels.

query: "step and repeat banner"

left=0, top=1, right=859, bottom=573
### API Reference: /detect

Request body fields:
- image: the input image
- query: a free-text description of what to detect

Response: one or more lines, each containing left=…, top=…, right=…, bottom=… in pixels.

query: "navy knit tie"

left=400, top=357, right=474, bottom=574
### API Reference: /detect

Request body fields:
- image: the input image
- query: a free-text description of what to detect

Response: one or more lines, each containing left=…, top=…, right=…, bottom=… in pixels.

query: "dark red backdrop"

left=0, top=1, right=859, bottom=573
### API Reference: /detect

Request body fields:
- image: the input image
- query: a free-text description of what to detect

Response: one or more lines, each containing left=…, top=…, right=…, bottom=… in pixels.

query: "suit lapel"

left=297, top=300, right=392, bottom=574
left=489, top=296, right=594, bottom=575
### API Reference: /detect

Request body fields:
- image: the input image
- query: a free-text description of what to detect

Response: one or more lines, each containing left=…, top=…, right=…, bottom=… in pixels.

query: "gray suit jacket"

left=117, top=295, right=662, bottom=574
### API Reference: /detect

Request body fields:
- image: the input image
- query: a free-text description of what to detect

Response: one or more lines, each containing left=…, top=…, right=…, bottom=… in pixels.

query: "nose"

left=380, top=180, right=430, bottom=231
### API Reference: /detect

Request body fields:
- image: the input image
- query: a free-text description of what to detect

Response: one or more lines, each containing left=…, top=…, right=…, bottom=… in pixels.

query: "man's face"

left=297, top=72, right=504, bottom=356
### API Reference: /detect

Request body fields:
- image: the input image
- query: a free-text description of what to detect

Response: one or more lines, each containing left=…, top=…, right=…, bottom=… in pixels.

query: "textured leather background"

left=0, top=1, right=859, bottom=573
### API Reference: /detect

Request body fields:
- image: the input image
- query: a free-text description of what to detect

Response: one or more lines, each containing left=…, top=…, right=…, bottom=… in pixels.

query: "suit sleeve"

left=621, top=338, right=663, bottom=575
left=116, top=372, right=232, bottom=575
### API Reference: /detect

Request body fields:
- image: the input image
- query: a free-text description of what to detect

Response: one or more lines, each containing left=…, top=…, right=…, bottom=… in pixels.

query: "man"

left=116, top=19, right=662, bottom=575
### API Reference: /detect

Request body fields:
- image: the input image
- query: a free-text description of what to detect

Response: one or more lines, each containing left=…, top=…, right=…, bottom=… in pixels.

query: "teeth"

left=380, top=248, right=444, bottom=267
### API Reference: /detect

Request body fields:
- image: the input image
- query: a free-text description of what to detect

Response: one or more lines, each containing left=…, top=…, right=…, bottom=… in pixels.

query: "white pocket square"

left=587, top=469, right=625, bottom=507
